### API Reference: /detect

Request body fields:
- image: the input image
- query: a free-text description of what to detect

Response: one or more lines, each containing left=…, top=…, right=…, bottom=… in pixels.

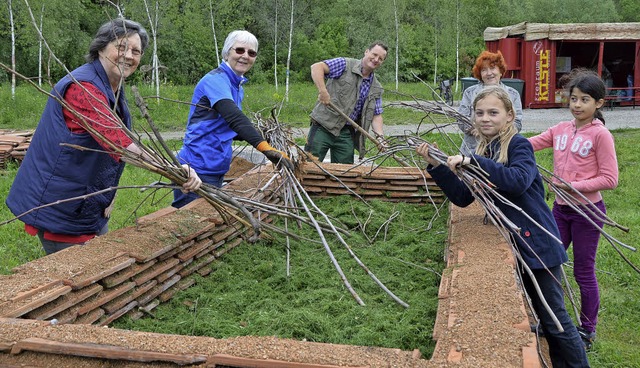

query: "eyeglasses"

left=116, top=43, right=143, bottom=57
left=231, top=47, right=257, bottom=58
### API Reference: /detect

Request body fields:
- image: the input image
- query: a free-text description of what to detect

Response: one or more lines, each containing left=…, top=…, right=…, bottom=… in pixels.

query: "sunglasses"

left=232, top=47, right=258, bottom=58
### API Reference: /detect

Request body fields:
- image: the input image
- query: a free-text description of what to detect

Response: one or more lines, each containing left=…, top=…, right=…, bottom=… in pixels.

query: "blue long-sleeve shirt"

left=427, top=134, right=568, bottom=269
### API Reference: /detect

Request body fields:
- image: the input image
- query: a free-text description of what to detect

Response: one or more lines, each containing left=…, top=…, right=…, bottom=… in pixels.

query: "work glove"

left=256, top=141, right=294, bottom=171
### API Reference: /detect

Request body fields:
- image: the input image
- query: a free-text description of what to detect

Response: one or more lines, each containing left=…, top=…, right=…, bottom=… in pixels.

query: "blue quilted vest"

left=6, top=59, right=131, bottom=235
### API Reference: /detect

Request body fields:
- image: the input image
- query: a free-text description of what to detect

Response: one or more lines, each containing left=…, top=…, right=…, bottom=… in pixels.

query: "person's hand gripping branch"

left=374, top=132, right=389, bottom=151
left=180, top=164, right=202, bottom=192
left=256, top=141, right=294, bottom=171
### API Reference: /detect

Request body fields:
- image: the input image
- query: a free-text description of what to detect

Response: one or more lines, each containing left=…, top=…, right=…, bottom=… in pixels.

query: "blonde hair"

left=473, top=86, right=517, bottom=164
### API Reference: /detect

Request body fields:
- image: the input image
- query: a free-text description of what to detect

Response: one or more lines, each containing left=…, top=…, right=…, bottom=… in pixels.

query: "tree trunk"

left=38, top=4, right=44, bottom=87
left=433, top=20, right=438, bottom=86
left=209, top=0, right=220, bottom=66
left=455, top=0, right=460, bottom=92
left=143, top=0, right=161, bottom=101
left=284, top=0, right=294, bottom=102
left=9, top=0, right=16, bottom=98
left=273, top=0, right=279, bottom=91
left=393, top=0, right=399, bottom=90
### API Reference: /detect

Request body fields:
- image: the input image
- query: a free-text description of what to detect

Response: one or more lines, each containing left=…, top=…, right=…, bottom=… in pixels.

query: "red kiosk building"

left=483, top=22, right=640, bottom=108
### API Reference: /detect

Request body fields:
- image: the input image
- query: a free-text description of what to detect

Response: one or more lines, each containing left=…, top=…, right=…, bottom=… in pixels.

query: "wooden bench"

left=605, top=87, right=640, bottom=110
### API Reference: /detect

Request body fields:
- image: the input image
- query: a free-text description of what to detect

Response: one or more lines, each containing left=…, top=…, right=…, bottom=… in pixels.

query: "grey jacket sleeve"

left=457, top=87, right=476, bottom=134
left=507, top=86, right=524, bottom=132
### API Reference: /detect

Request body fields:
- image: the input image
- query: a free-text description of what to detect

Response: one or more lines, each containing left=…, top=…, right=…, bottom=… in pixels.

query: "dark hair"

left=86, top=18, right=149, bottom=62
left=566, top=69, right=606, bottom=124
left=472, top=51, right=507, bottom=80
left=368, top=41, right=388, bottom=53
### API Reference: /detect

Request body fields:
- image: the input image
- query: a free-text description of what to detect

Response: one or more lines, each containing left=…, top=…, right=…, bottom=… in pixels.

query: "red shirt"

left=26, top=82, right=134, bottom=243
left=63, top=82, right=133, bottom=157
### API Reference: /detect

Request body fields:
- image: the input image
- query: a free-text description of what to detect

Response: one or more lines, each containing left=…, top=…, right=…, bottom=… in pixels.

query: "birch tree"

left=455, top=0, right=460, bottom=91
left=433, top=19, right=438, bottom=85
left=393, top=0, right=399, bottom=90
left=143, top=0, right=161, bottom=99
left=284, top=0, right=294, bottom=101
left=273, top=0, right=278, bottom=90
left=208, top=0, right=220, bottom=66
left=37, top=3, right=44, bottom=86
left=9, top=0, right=16, bottom=98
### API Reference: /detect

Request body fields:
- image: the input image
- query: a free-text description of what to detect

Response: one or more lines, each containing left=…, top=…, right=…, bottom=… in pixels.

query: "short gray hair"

left=221, top=30, right=258, bottom=61
left=86, top=18, right=149, bottom=62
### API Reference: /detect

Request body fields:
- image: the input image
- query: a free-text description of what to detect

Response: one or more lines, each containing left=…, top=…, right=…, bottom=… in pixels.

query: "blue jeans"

left=172, top=173, right=224, bottom=208
left=523, top=265, right=590, bottom=367
left=38, top=223, right=109, bottom=255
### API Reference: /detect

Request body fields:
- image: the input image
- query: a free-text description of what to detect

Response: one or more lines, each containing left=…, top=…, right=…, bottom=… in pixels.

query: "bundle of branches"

left=538, top=165, right=638, bottom=274
left=0, top=5, right=264, bottom=241
left=246, top=111, right=410, bottom=308
left=388, top=95, right=638, bottom=274
left=342, top=102, right=572, bottom=331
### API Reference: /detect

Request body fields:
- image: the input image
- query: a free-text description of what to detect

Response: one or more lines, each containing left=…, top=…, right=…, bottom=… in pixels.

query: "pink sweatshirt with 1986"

left=528, top=118, right=618, bottom=206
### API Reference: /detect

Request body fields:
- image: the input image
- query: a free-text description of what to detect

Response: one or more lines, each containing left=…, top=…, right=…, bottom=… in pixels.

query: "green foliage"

left=2, top=0, right=632, bottom=88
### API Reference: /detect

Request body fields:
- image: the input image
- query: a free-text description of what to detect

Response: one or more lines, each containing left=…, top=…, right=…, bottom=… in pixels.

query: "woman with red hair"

left=458, top=50, right=523, bottom=155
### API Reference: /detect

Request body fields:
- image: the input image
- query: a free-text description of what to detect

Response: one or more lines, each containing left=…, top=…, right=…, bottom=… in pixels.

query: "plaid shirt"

left=324, top=57, right=383, bottom=121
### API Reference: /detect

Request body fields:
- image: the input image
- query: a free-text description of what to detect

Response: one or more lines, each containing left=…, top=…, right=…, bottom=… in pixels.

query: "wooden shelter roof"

left=484, top=22, right=640, bottom=41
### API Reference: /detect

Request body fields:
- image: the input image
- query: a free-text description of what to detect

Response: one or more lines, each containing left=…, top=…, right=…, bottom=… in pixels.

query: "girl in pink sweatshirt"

left=529, top=69, right=618, bottom=351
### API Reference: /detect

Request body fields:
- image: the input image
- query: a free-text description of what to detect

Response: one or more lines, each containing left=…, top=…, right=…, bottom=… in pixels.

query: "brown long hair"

left=473, top=86, right=517, bottom=164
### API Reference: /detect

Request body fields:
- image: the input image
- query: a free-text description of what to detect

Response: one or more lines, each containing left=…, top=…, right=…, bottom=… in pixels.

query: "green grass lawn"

left=114, top=196, right=447, bottom=357
left=0, top=82, right=450, bottom=132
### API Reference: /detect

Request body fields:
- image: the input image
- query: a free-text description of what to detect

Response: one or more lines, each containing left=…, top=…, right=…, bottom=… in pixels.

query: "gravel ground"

left=384, top=104, right=640, bottom=135
left=160, top=106, right=640, bottom=141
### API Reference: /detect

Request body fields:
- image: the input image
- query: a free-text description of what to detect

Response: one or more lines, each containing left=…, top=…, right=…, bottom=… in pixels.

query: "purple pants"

left=552, top=200, right=606, bottom=334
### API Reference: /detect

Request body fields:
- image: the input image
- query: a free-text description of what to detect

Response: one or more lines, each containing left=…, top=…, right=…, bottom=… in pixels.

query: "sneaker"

left=577, top=327, right=596, bottom=350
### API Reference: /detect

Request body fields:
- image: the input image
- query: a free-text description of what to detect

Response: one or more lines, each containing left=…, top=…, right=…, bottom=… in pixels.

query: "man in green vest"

left=304, top=41, right=388, bottom=164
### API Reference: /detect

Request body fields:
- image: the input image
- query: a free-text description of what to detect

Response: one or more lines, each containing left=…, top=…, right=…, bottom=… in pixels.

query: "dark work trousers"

left=522, top=265, right=590, bottom=367
left=552, top=200, right=606, bottom=334
left=305, top=121, right=355, bottom=164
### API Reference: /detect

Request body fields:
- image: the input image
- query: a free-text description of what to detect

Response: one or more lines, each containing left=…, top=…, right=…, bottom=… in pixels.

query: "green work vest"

left=310, top=58, right=383, bottom=154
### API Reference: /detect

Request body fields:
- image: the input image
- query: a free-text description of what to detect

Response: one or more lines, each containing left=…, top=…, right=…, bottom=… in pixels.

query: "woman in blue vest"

left=6, top=19, right=201, bottom=255
left=172, top=30, right=292, bottom=209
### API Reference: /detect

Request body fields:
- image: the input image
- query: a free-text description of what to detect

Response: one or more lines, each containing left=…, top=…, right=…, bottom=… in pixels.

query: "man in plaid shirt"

left=305, top=41, right=388, bottom=164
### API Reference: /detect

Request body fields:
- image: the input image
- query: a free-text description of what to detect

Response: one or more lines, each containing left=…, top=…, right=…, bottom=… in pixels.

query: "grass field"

left=0, top=82, right=451, bottom=132
left=0, top=82, right=639, bottom=366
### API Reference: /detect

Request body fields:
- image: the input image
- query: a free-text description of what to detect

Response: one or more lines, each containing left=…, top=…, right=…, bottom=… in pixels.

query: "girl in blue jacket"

left=416, top=86, right=589, bottom=367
